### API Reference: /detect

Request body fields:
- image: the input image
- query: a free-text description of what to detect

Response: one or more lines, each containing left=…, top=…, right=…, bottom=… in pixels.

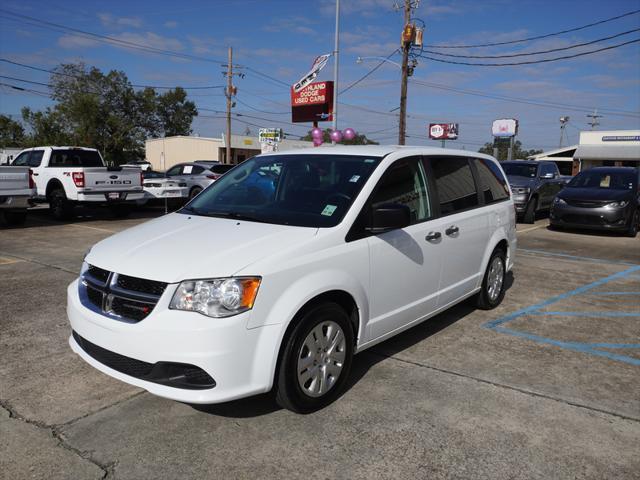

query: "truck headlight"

left=170, top=277, right=261, bottom=318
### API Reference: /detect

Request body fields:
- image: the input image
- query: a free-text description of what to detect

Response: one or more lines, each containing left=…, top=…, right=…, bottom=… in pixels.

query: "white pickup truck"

left=0, top=166, right=35, bottom=225
left=11, top=147, right=144, bottom=219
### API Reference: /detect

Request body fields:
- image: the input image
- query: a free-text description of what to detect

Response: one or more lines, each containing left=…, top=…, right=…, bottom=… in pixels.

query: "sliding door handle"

left=425, top=231, right=441, bottom=242
left=445, top=225, right=459, bottom=236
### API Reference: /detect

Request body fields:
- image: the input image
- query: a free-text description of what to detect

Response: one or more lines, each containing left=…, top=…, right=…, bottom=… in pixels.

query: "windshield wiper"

left=201, top=211, right=266, bottom=223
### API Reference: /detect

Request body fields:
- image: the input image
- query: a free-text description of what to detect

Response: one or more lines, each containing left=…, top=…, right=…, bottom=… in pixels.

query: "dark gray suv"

left=550, top=167, right=639, bottom=237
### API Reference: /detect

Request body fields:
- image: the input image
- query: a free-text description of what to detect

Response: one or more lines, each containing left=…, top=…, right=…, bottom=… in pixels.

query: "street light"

left=356, top=56, right=403, bottom=69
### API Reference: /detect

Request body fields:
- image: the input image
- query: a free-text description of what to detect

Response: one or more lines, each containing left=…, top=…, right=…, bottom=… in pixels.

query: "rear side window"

left=49, top=149, right=103, bottom=167
left=428, top=156, right=479, bottom=215
left=540, top=164, right=555, bottom=176
left=474, top=158, right=509, bottom=204
left=28, top=150, right=44, bottom=167
left=370, top=158, right=431, bottom=224
left=211, top=164, right=234, bottom=174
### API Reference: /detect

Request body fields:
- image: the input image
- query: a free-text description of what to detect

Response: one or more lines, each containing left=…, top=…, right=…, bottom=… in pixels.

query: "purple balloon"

left=330, top=129, right=343, bottom=142
left=313, top=137, right=323, bottom=147
left=311, top=127, right=323, bottom=139
left=343, top=128, right=356, bottom=140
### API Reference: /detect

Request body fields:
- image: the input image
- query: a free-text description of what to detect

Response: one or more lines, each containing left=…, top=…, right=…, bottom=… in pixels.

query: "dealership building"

left=145, top=134, right=313, bottom=171
left=529, top=129, right=639, bottom=175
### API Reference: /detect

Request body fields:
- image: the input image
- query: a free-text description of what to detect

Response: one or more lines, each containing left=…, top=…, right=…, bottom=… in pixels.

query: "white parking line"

left=517, top=224, right=547, bottom=234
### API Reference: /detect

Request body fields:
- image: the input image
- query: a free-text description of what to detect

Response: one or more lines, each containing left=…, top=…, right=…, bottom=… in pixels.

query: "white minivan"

left=68, top=146, right=516, bottom=413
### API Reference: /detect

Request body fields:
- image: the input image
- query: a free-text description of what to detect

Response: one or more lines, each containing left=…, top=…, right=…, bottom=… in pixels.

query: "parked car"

left=11, top=147, right=144, bottom=220
left=68, top=146, right=516, bottom=413
left=501, top=160, right=568, bottom=223
left=139, top=170, right=189, bottom=206
left=165, top=162, right=218, bottom=199
left=550, top=167, right=639, bottom=237
left=0, top=166, right=35, bottom=225
left=193, top=160, right=219, bottom=169
left=121, top=160, right=152, bottom=171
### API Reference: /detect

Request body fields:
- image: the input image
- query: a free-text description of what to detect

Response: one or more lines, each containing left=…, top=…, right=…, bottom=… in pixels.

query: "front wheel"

left=475, top=248, right=507, bottom=310
left=189, top=187, right=202, bottom=199
left=275, top=303, right=354, bottom=413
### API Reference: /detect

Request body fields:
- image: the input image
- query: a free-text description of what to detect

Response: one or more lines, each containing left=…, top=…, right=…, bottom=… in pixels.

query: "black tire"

left=2, top=210, right=27, bottom=226
left=189, top=187, right=202, bottom=199
left=626, top=209, right=639, bottom=238
left=275, top=302, right=354, bottom=413
left=522, top=197, right=537, bottom=224
left=475, top=248, right=507, bottom=310
left=49, top=189, right=74, bottom=220
left=109, top=204, right=132, bottom=218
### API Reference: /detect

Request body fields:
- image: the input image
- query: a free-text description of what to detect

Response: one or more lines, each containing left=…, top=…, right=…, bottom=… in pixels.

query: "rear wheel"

left=475, top=248, right=507, bottom=310
left=2, top=210, right=27, bottom=226
left=626, top=209, right=639, bottom=238
left=189, top=187, right=202, bottom=199
left=275, top=303, right=354, bottom=413
left=522, top=197, right=537, bottom=224
left=49, top=189, right=74, bottom=221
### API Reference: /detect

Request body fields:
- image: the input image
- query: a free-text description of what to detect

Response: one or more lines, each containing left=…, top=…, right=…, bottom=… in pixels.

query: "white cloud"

left=98, top=13, right=143, bottom=29
left=57, top=34, right=101, bottom=49
left=112, top=32, right=184, bottom=52
left=164, top=21, right=178, bottom=29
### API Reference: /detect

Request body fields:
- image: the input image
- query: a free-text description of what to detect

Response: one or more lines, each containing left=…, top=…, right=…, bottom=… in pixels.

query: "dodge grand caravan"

left=68, top=146, right=516, bottom=413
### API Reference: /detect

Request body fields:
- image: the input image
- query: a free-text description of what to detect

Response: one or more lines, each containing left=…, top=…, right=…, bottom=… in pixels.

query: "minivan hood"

left=86, top=213, right=318, bottom=283
left=558, top=187, right=632, bottom=203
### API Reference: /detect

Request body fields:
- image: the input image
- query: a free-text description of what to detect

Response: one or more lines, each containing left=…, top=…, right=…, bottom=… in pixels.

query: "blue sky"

left=1, top=0, right=639, bottom=152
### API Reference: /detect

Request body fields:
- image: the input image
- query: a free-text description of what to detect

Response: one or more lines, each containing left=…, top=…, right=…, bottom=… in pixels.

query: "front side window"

left=429, top=156, right=479, bottom=215
left=185, top=154, right=382, bottom=228
left=474, top=158, right=509, bottom=204
left=369, top=158, right=431, bottom=224
left=28, top=150, right=44, bottom=167
left=540, top=164, right=555, bottom=176
left=12, top=151, right=30, bottom=166
left=49, top=149, right=103, bottom=167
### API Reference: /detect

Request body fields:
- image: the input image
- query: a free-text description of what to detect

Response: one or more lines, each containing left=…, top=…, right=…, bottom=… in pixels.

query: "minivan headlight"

left=604, top=200, right=629, bottom=209
left=170, top=277, right=261, bottom=318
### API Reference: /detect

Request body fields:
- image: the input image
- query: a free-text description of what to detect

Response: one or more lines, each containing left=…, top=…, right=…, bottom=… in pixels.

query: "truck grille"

left=80, top=264, right=168, bottom=323
left=565, top=200, right=606, bottom=208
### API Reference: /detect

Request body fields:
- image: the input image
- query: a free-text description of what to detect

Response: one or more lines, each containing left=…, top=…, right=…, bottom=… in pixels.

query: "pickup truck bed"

left=0, top=166, right=35, bottom=225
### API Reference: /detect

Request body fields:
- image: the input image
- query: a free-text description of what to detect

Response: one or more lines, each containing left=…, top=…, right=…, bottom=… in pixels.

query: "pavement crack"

left=366, top=352, right=640, bottom=423
left=0, top=251, right=78, bottom=275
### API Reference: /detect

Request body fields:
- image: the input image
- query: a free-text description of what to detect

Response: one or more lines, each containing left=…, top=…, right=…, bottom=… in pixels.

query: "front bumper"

left=511, top=194, right=529, bottom=213
left=550, top=204, right=631, bottom=231
left=67, top=279, right=281, bottom=404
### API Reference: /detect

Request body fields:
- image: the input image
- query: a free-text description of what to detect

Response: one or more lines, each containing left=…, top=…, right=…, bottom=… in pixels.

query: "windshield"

left=567, top=170, right=636, bottom=190
left=49, top=149, right=103, bottom=167
left=502, top=163, right=538, bottom=178
left=183, top=154, right=382, bottom=227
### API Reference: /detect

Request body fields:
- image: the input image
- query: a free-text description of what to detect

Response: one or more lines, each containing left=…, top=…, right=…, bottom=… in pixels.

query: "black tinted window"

left=191, top=166, right=205, bottom=174
left=540, top=164, right=555, bottom=176
left=166, top=165, right=182, bottom=176
left=49, top=149, right=103, bottom=167
left=568, top=170, right=636, bottom=190
left=12, top=152, right=30, bottom=166
left=28, top=150, right=44, bottom=167
left=370, top=158, right=431, bottom=224
left=429, top=157, right=479, bottom=215
left=211, top=164, right=234, bottom=174
left=474, top=158, right=509, bottom=204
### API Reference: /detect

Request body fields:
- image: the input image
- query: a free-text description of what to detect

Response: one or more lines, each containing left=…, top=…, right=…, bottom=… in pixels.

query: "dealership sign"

left=492, top=118, right=518, bottom=138
left=428, top=123, right=459, bottom=140
left=291, top=81, right=334, bottom=123
left=259, top=128, right=283, bottom=143
left=292, top=53, right=332, bottom=93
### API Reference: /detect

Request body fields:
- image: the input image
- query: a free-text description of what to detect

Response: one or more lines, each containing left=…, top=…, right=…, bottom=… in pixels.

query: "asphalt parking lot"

left=1, top=207, right=639, bottom=479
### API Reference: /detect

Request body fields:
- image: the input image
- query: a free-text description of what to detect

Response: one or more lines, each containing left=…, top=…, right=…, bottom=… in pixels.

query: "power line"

left=424, top=28, right=640, bottom=59
left=340, top=49, right=399, bottom=94
left=0, top=58, right=225, bottom=89
left=234, top=97, right=288, bottom=115
left=417, top=37, right=640, bottom=66
left=425, top=9, right=640, bottom=48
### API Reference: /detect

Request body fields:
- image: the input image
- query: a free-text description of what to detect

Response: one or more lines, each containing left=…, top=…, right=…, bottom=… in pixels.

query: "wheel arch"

left=45, top=179, right=65, bottom=199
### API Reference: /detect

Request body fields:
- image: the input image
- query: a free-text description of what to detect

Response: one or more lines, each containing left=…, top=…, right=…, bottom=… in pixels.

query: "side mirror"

left=366, top=204, right=411, bottom=234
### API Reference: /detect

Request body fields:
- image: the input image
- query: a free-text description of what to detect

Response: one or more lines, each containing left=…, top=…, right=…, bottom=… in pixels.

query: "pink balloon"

left=311, top=127, right=323, bottom=139
left=313, top=137, right=323, bottom=147
left=330, top=129, right=343, bottom=142
left=343, top=128, right=356, bottom=140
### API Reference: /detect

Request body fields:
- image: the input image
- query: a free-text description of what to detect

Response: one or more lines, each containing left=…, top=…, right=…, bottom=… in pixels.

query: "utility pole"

left=559, top=116, right=569, bottom=148
left=332, top=0, right=340, bottom=143
left=587, top=108, right=602, bottom=130
left=225, top=47, right=233, bottom=164
left=398, top=0, right=411, bottom=145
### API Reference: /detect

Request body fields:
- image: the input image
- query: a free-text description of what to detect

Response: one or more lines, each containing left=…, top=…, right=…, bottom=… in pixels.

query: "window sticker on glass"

left=600, top=175, right=610, bottom=188
left=364, top=159, right=375, bottom=163
left=349, top=175, right=360, bottom=183
left=183, top=165, right=193, bottom=174
left=321, top=204, right=337, bottom=216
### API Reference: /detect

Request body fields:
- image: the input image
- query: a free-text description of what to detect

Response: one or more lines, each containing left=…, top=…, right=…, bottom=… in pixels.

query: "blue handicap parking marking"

left=484, top=253, right=640, bottom=366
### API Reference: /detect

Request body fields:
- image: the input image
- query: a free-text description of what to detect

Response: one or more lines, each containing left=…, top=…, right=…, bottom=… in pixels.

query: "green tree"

left=0, top=114, right=25, bottom=148
left=301, top=128, right=379, bottom=145
left=478, top=140, right=543, bottom=161
left=20, top=62, right=198, bottom=164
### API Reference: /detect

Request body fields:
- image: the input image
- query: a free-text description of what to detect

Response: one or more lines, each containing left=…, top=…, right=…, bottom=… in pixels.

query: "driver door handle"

left=445, top=225, right=459, bottom=236
left=425, top=231, right=441, bottom=242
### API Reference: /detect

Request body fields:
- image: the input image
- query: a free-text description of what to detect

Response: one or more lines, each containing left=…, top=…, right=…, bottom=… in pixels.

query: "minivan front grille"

left=80, top=264, right=167, bottom=323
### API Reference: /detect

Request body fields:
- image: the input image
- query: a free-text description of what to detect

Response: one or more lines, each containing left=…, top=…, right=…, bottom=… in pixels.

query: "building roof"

left=528, top=145, right=578, bottom=161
